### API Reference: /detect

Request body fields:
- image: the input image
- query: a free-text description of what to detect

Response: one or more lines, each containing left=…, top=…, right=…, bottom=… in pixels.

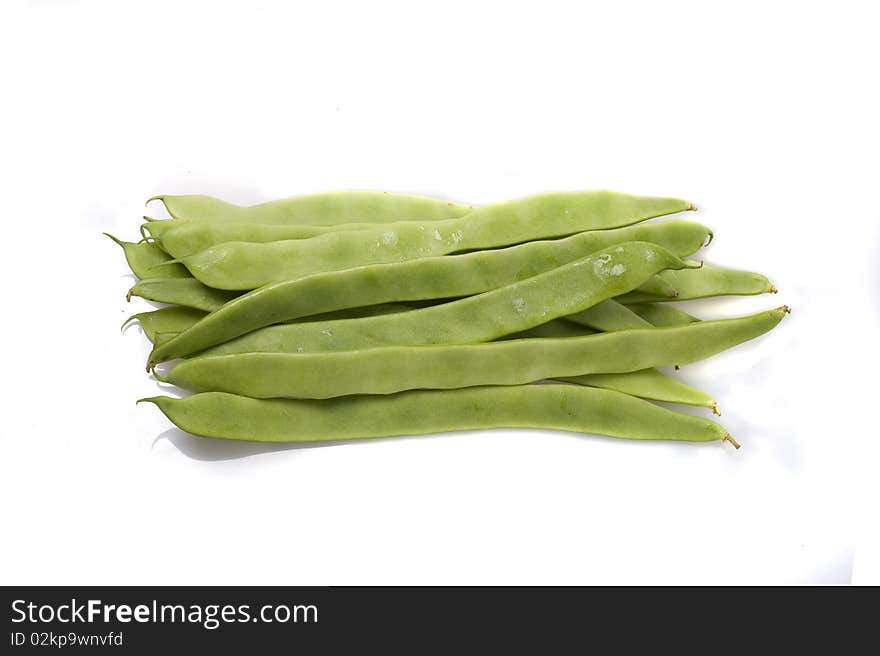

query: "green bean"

left=174, top=191, right=694, bottom=290
left=564, top=299, right=653, bottom=332
left=498, top=319, right=713, bottom=408
left=630, top=275, right=678, bottom=299
left=148, top=221, right=710, bottom=365
left=191, top=242, right=692, bottom=359
left=295, top=303, right=419, bottom=323
left=617, top=263, right=775, bottom=303
left=145, top=219, right=465, bottom=259
left=162, top=307, right=788, bottom=399
left=153, top=332, right=177, bottom=348
left=144, top=220, right=353, bottom=257
left=627, top=303, right=700, bottom=327
left=499, top=318, right=715, bottom=410
left=558, top=369, right=718, bottom=413
left=148, top=216, right=707, bottom=264
left=501, top=320, right=594, bottom=340
left=105, top=234, right=189, bottom=280
left=127, top=278, right=240, bottom=312
left=122, top=307, right=207, bottom=343
left=149, top=190, right=474, bottom=225
left=139, top=386, right=735, bottom=446
left=137, top=302, right=418, bottom=347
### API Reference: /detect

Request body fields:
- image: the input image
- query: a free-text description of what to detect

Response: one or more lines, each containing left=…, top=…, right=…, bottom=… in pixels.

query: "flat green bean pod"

left=627, top=303, right=700, bottom=327
left=501, top=320, right=594, bottom=340
left=148, top=221, right=710, bottom=365
left=149, top=191, right=474, bottom=225
left=162, top=307, right=788, bottom=399
left=631, top=275, right=678, bottom=299
left=152, top=332, right=178, bottom=348
left=146, top=314, right=716, bottom=410
left=559, top=369, right=718, bottom=413
left=139, top=386, right=733, bottom=446
left=564, top=299, right=653, bottom=332
left=499, top=318, right=715, bottom=409
left=105, top=234, right=190, bottom=280
left=122, top=307, right=207, bottom=343
left=127, top=278, right=240, bottom=312
left=617, top=263, right=775, bottom=303
left=192, top=242, right=692, bottom=359
left=174, top=191, right=694, bottom=290
left=138, top=303, right=421, bottom=347
left=145, top=219, right=465, bottom=258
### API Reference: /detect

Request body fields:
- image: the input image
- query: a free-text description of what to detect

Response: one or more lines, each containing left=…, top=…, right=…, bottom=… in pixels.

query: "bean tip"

left=126, top=287, right=134, bottom=303
left=723, top=434, right=740, bottom=450
left=704, top=229, right=714, bottom=247
left=711, top=403, right=721, bottom=416
left=687, top=202, right=698, bottom=211
left=145, top=195, right=165, bottom=208
left=778, top=305, right=791, bottom=315
left=121, top=314, right=139, bottom=333
left=103, top=232, right=124, bottom=247
left=769, top=284, right=778, bottom=294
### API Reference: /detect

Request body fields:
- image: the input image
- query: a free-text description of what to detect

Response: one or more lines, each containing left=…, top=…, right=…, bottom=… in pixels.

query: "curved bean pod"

left=127, top=278, right=240, bottom=312
left=564, top=299, right=653, bottom=332
left=148, top=221, right=710, bottom=365
left=152, top=332, right=177, bottom=348
left=501, top=320, right=594, bottom=340
left=175, top=191, right=694, bottom=290
left=149, top=191, right=474, bottom=225
left=498, top=320, right=715, bottom=409
left=139, top=386, right=732, bottom=445
left=133, top=301, right=420, bottom=350
left=140, top=310, right=717, bottom=411
left=630, top=275, right=678, bottom=299
left=163, top=307, right=788, bottom=399
left=617, top=263, right=775, bottom=303
left=105, top=234, right=189, bottom=280
left=122, top=307, right=207, bottom=343
left=192, top=242, right=691, bottom=359
left=559, top=369, right=718, bottom=412
left=148, top=218, right=708, bottom=265
left=627, top=303, right=700, bottom=327
left=145, top=219, right=455, bottom=258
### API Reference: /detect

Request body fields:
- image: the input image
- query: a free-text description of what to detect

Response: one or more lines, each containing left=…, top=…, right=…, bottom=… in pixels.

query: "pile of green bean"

left=110, top=190, right=788, bottom=448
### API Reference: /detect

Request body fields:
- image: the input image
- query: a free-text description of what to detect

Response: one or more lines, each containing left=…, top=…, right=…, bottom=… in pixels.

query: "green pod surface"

left=627, top=303, right=700, bottom=327
left=149, top=317, right=714, bottom=410
left=122, top=307, right=207, bottom=343
left=630, top=275, right=678, bottom=299
left=153, top=332, right=178, bottom=348
left=559, top=369, right=718, bottom=412
left=105, top=234, right=190, bottom=280
left=139, top=386, right=730, bottom=445
left=501, top=320, right=595, bottom=340
left=176, top=191, right=694, bottom=290
left=617, top=263, right=775, bottom=303
left=192, top=242, right=691, bottom=358
left=127, top=278, right=240, bottom=312
left=149, top=191, right=474, bottom=225
left=565, top=299, right=653, bottom=332
left=499, top=320, right=714, bottom=409
left=146, top=219, right=461, bottom=258
left=163, top=307, right=788, bottom=399
left=148, top=221, right=710, bottom=364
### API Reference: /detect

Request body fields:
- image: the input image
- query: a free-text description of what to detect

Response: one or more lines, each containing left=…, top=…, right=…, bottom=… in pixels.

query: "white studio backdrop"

left=0, top=0, right=877, bottom=584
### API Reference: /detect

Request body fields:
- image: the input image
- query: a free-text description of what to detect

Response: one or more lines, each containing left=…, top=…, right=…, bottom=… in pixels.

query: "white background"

left=1, top=1, right=877, bottom=584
